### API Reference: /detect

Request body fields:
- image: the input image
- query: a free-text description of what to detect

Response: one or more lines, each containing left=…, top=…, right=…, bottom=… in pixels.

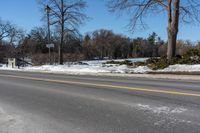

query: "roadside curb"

left=148, top=71, right=200, bottom=75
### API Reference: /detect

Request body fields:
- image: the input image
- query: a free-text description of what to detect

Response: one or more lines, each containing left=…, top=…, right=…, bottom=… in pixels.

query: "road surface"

left=0, top=70, right=200, bottom=133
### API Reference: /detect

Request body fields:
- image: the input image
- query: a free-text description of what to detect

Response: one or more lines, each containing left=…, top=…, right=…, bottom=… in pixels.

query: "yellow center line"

left=0, top=74, right=200, bottom=97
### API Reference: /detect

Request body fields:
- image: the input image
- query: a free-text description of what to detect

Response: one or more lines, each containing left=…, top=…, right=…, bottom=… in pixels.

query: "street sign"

left=46, top=43, right=55, bottom=48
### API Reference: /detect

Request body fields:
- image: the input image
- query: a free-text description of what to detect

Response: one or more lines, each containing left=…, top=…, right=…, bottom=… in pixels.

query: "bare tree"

left=8, top=27, right=25, bottom=45
left=107, top=0, right=200, bottom=59
left=0, top=19, right=24, bottom=45
left=0, top=19, right=12, bottom=41
left=38, top=0, right=87, bottom=64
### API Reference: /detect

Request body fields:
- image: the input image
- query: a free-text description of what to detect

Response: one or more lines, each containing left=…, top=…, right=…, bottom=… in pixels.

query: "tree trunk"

left=167, top=0, right=180, bottom=60
left=167, top=31, right=177, bottom=59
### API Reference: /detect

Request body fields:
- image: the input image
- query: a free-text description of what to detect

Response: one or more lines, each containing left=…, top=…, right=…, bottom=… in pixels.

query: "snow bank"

left=158, top=64, right=200, bottom=72
left=1, top=58, right=200, bottom=75
left=22, top=64, right=151, bottom=74
left=24, top=64, right=110, bottom=74
left=0, top=58, right=151, bottom=74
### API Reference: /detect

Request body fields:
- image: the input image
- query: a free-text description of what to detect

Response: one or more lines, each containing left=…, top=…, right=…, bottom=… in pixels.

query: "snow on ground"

left=0, top=58, right=200, bottom=75
left=0, top=58, right=151, bottom=74
left=158, top=64, right=200, bottom=72
left=21, top=64, right=151, bottom=74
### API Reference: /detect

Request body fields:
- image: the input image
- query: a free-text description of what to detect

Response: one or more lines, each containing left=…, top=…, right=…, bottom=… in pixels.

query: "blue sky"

left=0, top=0, right=199, bottom=41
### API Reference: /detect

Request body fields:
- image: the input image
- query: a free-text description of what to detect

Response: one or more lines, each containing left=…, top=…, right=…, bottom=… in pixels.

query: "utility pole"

left=45, top=5, right=51, bottom=64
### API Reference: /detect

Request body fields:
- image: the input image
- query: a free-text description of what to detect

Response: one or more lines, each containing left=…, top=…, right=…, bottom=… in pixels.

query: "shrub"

left=105, top=60, right=132, bottom=66
left=32, top=54, right=49, bottom=65
left=180, top=49, right=200, bottom=64
left=134, top=61, right=146, bottom=66
left=147, top=57, right=169, bottom=70
left=140, top=49, right=200, bottom=70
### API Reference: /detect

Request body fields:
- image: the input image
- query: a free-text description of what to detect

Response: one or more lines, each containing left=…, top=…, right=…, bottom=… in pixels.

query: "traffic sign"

left=46, top=43, right=55, bottom=48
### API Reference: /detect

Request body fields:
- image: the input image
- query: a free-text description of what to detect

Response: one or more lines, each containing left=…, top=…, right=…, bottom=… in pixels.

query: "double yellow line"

left=0, top=74, right=200, bottom=97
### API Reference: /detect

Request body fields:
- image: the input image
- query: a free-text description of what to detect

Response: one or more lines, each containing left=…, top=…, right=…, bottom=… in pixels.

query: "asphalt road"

left=0, top=70, right=200, bottom=133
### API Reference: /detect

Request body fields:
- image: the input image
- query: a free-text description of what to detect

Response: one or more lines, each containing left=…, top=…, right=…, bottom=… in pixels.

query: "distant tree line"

left=1, top=18, right=200, bottom=65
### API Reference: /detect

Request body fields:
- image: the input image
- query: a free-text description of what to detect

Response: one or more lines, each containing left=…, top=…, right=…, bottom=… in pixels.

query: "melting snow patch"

left=171, top=108, right=188, bottom=113
left=135, top=104, right=194, bottom=126
left=137, top=104, right=187, bottom=115
left=0, top=107, right=24, bottom=133
left=154, top=120, right=166, bottom=126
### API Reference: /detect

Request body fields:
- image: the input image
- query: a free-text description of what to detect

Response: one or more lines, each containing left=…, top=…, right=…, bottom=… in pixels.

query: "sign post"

left=46, top=43, right=55, bottom=64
